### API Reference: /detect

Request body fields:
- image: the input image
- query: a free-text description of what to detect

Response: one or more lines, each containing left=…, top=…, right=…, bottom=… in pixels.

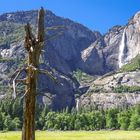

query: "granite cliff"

left=0, top=10, right=140, bottom=110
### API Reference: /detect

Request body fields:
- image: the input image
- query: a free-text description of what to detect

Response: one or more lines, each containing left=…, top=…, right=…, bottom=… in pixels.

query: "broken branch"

left=16, top=78, right=27, bottom=85
left=21, top=89, right=29, bottom=99
left=12, top=71, right=21, bottom=99
left=24, top=23, right=35, bottom=52
left=37, top=7, right=45, bottom=43
left=10, top=68, right=26, bottom=80
left=38, top=69, right=59, bottom=84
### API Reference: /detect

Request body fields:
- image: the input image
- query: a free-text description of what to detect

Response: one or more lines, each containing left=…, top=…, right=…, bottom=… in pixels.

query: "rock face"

left=103, top=11, right=140, bottom=71
left=0, top=9, right=140, bottom=110
left=0, top=10, right=100, bottom=110
left=0, top=10, right=100, bottom=74
left=79, top=39, right=105, bottom=75
left=79, top=71, right=140, bottom=109
left=90, top=71, right=140, bottom=92
left=37, top=68, right=78, bottom=110
left=79, top=92, right=140, bottom=109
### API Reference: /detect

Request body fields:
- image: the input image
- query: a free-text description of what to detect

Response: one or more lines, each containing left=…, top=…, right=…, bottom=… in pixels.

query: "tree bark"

left=22, top=52, right=37, bottom=140
left=22, top=8, right=45, bottom=140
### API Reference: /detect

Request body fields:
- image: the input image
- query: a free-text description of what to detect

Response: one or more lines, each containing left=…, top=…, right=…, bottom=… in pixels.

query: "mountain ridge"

left=0, top=9, right=140, bottom=110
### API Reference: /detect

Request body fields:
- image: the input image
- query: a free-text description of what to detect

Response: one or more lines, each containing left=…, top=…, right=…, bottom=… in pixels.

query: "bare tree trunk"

left=22, top=8, right=45, bottom=140
left=22, top=55, right=37, bottom=140
left=10, top=7, right=61, bottom=140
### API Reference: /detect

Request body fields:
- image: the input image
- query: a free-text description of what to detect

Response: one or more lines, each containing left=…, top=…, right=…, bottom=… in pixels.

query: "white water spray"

left=118, top=28, right=126, bottom=68
left=76, top=99, right=79, bottom=111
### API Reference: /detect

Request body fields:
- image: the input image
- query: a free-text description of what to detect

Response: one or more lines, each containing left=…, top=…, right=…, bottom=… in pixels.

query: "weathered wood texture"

left=22, top=8, right=45, bottom=140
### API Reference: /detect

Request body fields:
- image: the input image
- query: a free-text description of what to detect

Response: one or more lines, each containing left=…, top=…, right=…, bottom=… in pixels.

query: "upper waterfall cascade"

left=118, top=28, right=126, bottom=68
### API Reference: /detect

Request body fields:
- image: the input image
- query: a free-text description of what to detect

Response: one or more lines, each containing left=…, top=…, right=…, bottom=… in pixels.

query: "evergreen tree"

left=118, top=110, right=131, bottom=130
left=106, top=108, right=119, bottom=129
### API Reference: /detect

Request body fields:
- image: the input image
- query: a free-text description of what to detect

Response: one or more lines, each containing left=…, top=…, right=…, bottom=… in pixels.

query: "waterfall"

left=118, top=28, right=126, bottom=68
left=132, top=93, right=137, bottom=104
left=76, top=99, right=79, bottom=111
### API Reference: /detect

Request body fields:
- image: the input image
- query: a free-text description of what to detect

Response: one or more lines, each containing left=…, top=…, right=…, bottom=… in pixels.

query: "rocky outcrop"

left=79, top=92, right=140, bottom=109
left=78, top=71, right=140, bottom=109
left=79, top=39, right=105, bottom=75
left=103, top=26, right=124, bottom=71
left=89, top=71, right=140, bottom=92
left=37, top=68, right=79, bottom=110
left=103, top=11, right=140, bottom=71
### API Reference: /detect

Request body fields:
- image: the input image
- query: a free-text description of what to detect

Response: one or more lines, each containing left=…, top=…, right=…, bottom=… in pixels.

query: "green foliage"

left=17, top=58, right=27, bottom=68
left=113, top=85, right=140, bottom=93
left=3, top=115, right=21, bottom=131
left=36, top=105, right=49, bottom=130
left=129, top=105, right=140, bottom=130
left=106, top=108, right=119, bottom=129
left=73, top=69, right=95, bottom=83
left=0, top=110, right=5, bottom=130
left=73, top=69, right=84, bottom=81
left=117, top=110, right=131, bottom=130
left=88, top=86, right=102, bottom=93
left=0, top=57, right=15, bottom=63
left=120, top=54, right=140, bottom=72
left=0, top=85, right=11, bottom=94
left=1, top=98, right=140, bottom=131
left=129, top=114, right=140, bottom=130
left=0, top=21, right=25, bottom=45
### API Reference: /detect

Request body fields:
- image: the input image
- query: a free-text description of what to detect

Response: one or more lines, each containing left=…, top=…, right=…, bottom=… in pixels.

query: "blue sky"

left=0, top=0, right=140, bottom=33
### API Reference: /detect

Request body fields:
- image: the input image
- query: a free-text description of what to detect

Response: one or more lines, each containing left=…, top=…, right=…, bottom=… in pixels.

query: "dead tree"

left=11, top=7, right=48, bottom=140
left=10, top=7, right=65, bottom=140
left=22, top=7, right=45, bottom=140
